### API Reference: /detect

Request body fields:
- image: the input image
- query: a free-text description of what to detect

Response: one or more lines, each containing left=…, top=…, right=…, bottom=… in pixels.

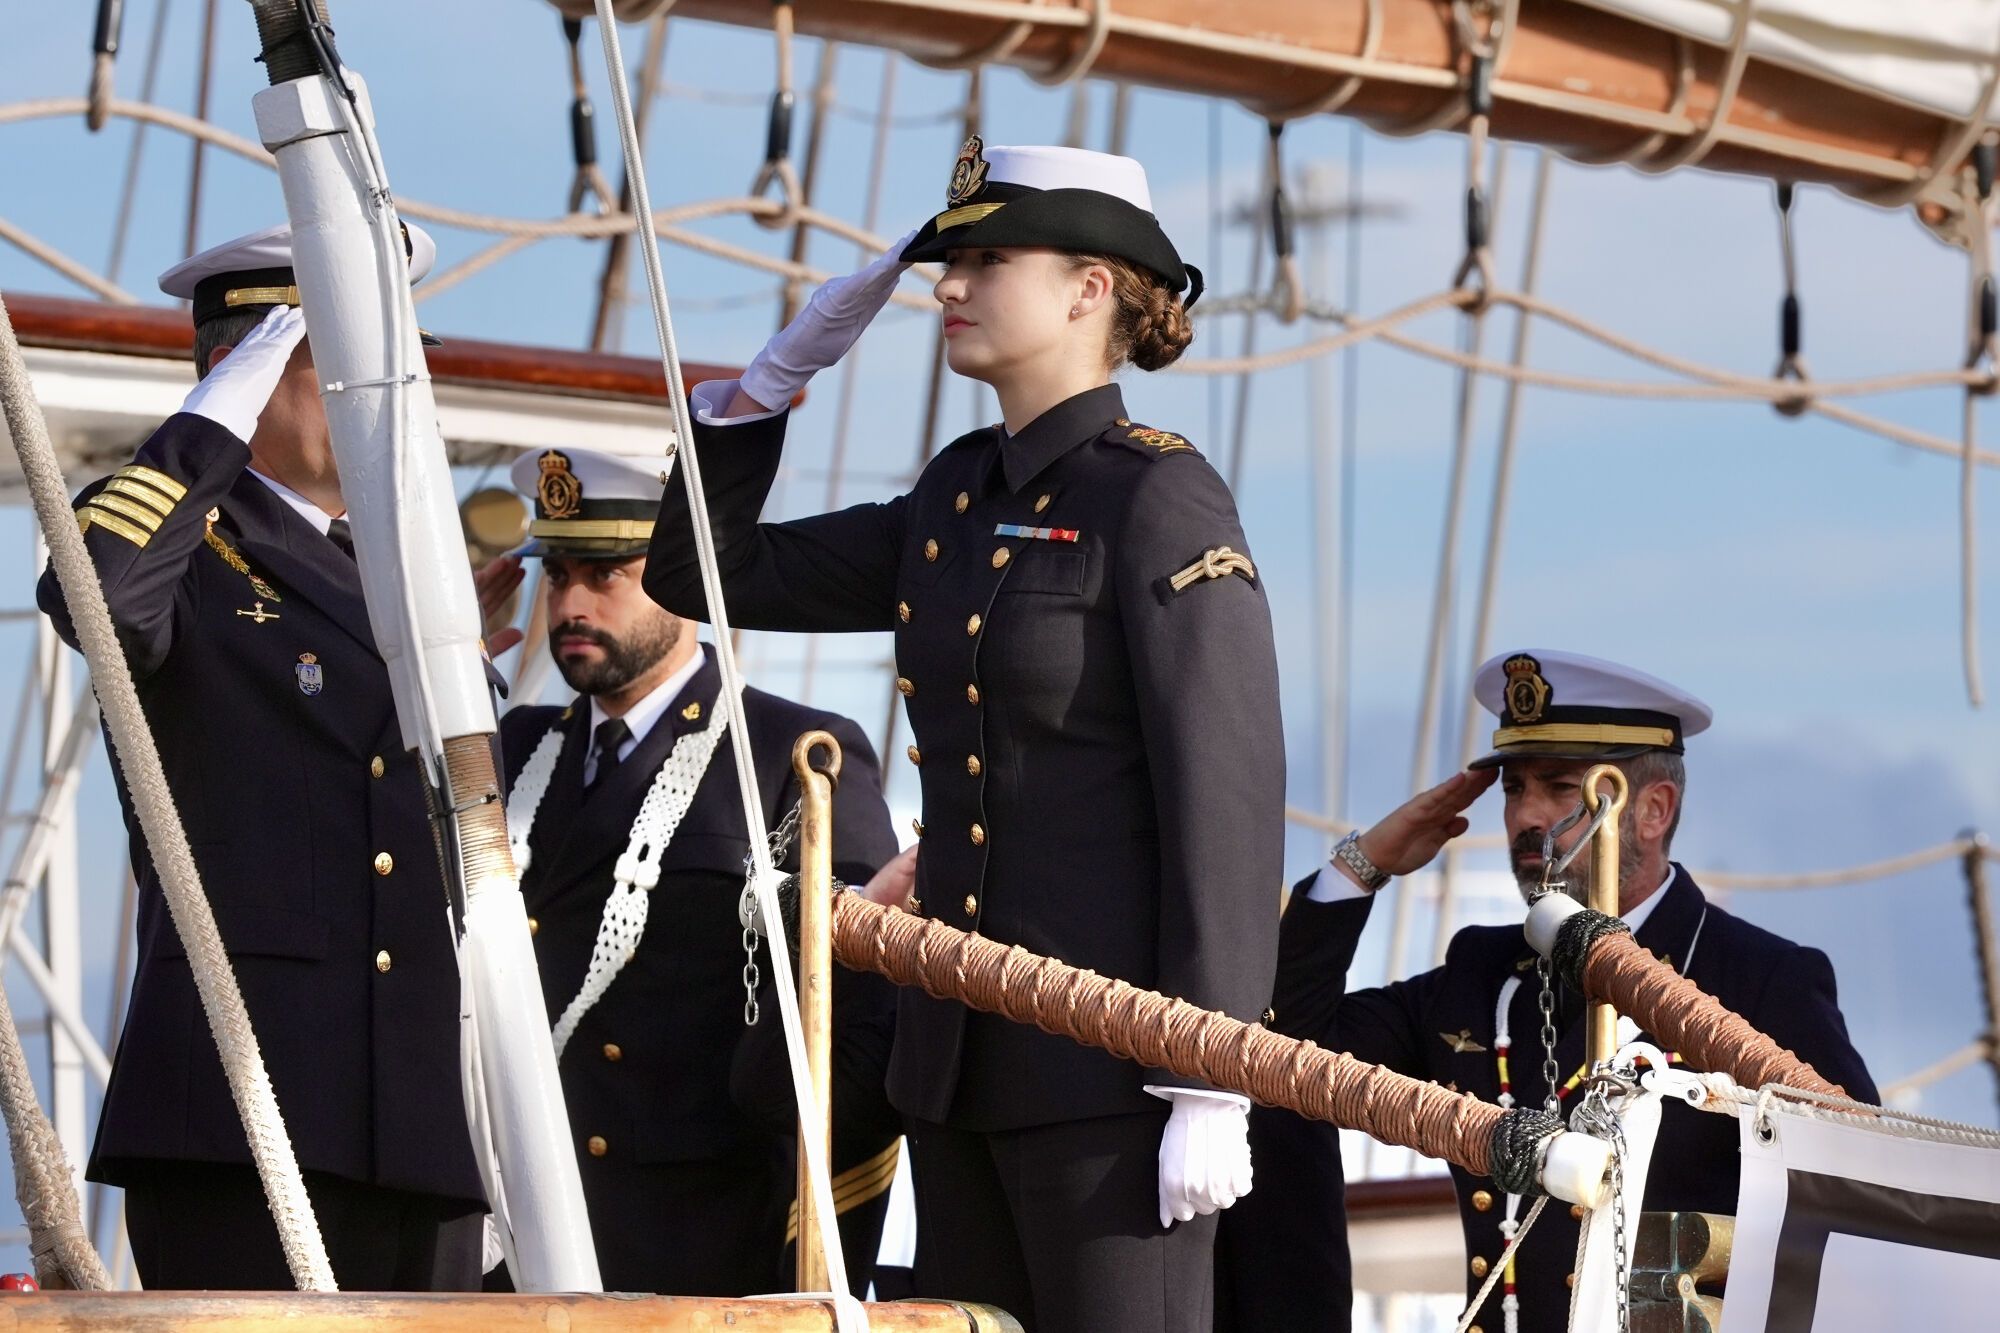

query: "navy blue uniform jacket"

left=37, top=412, right=482, bottom=1207
left=1267, top=867, right=1876, bottom=1333
left=643, top=383, right=1285, bottom=1131
left=500, top=647, right=901, bottom=1291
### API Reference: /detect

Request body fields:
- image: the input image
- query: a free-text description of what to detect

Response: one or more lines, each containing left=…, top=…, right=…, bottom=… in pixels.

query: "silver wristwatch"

left=1332, top=830, right=1390, bottom=892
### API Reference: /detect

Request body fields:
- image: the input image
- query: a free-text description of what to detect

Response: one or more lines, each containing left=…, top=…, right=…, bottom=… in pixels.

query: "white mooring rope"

left=586, top=6, right=863, bottom=1327
left=0, top=292, right=336, bottom=1290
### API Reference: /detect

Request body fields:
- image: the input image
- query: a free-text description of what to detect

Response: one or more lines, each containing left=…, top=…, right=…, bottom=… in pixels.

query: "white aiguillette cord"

left=508, top=713, right=733, bottom=1058
left=588, top=6, right=861, bottom=1326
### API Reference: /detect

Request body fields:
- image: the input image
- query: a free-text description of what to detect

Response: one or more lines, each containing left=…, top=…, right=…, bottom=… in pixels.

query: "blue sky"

left=4, top=0, right=2000, bottom=1279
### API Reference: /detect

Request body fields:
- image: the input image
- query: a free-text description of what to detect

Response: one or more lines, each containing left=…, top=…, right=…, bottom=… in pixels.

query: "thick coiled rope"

left=830, top=890, right=1569, bottom=1184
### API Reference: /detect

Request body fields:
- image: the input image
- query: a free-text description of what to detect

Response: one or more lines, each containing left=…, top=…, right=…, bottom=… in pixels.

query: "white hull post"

left=244, top=0, right=600, bottom=1293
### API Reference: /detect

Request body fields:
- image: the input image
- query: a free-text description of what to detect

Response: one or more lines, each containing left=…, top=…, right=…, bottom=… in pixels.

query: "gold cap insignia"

left=1502, top=654, right=1551, bottom=724
left=537, top=450, right=583, bottom=520
left=948, top=135, right=990, bottom=208
left=681, top=701, right=702, bottom=722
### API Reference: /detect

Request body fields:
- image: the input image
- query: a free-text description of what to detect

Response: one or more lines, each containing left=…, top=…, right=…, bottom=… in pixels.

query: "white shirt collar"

left=1620, top=862, right=1678, bottom=935
left=584, top=646, right=706, bottom=778
left=248, top=469, right=343, bottom=536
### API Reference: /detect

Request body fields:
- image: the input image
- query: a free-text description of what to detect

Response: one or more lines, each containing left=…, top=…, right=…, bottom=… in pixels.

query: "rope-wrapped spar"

left=1530, top=894, right=1846, bottom=1097
left=830, top=891, right=1601, bottom=1197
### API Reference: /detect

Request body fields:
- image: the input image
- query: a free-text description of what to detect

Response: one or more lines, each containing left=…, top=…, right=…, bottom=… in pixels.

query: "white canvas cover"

left=1577, top=1, right=2000, bottom=122
left=1721, top=1099, right=2000, bottom=1332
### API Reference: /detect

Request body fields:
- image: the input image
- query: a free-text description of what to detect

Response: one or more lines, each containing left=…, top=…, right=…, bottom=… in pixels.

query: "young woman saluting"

left=646, top=140, right=1284, bottom=1333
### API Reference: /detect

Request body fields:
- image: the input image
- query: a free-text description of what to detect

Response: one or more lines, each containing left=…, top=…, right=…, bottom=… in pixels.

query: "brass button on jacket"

left=1471, top=1189, right=1494, bottom=1213
left=991, top=548, right=1011, bottom=569
left=966, top=614, right=982, bottom=636
left=587, top=1135, right=608, bottom=1157
left=896, top=676, right=916, bottom=697
left=907, top=745, right=922, bottom=766
left=954, top=491, right=970, bottom=513
left=369, top=755, right=385, bottom=779
left=970, top=823, right=986, bottom=846
left=966, top=755, right=981, bottom=776
left=373, top=852, right=394, bottom=876
left=1470, top=1256, right=1490, bottom=1279
left=966, top=684, right=980, bottom=705
left=924, top=539, right=939, bottom=562
left=898, top=600, right=911, bottom=622
left=963, top=895, right=978, bottom=916
left=527, top=916, right=539, bottom=937
left=602, top=1043, right=623, bottom=1062
left=375, top=950, right=392, bottom=973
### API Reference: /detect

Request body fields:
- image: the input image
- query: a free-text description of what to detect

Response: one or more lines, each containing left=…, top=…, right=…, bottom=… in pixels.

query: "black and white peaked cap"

left=899, top=138, right=1203, bottom=308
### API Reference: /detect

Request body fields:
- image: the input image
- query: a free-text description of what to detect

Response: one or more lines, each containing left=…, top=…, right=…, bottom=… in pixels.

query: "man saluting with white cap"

left=1233, top=651, right=1878, bottom=1333
left=36, top=223, right=487, bottom=1290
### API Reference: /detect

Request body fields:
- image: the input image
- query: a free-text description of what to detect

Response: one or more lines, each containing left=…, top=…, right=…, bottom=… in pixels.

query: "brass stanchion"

left=791, top=730, right=841, bottom=1293
left=1582, top=764, right=1630, bottom=1070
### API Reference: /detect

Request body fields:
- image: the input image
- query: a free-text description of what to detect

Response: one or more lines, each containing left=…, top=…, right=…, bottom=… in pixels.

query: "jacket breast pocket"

left=151, top=902, right=330, bottom=961
left=1000, top=547, right=1086, bottom=596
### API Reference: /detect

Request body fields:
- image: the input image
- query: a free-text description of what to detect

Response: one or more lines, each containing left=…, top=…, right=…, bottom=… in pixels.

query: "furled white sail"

left=1580, top=0, right=2000, bottom=121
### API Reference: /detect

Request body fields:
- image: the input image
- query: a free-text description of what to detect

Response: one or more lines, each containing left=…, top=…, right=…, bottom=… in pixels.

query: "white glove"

left=739, top=228, right=919, bottom=410
left=180, top=304, right=307, bottom=443
left=1146, top=1085, right=1254, bottom=1228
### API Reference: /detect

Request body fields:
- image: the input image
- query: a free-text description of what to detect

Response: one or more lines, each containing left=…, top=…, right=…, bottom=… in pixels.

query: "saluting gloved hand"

left=737, top=228, right=920, bottom=411
left=179, top=304, right=308, bottom=443
left=1145, top=1085, right=1254, bottom=1228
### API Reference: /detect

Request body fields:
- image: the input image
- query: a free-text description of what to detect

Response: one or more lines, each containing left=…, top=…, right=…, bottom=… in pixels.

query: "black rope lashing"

left=1551, top=907, right=1631, bottom=997
left=87, top=0, right=125, bottom=132
left=1772, top=181, right=1811, bottom=416
left=562, top=16, right=614, bottom=215
left=1970, top=140, right=1997, bottom=387
left=1266, top=122, right=1304, bottom=323
left=1488, top=1106, right=1564, bottom=1196
left=749, top=0, right=802, bottom=229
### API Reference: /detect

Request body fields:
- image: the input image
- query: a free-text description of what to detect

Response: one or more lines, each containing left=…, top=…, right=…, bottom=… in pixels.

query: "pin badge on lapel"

left=295, top=652, right=324, bottom=697
left=236, top=602, right=281, bottom=624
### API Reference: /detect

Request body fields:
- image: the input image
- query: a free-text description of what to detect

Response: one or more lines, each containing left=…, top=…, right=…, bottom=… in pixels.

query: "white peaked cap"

left=983, top=145, right=1155, bottom=213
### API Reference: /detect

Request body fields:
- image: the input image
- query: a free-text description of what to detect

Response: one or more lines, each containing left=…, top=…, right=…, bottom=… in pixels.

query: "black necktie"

left=326, top=517, right=355, bottom=561
left=586, top=717, right=632, bottom=793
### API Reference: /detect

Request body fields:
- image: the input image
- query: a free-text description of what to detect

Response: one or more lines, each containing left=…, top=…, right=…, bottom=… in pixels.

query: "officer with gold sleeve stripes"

left=35, top=225, right=487, bottom=1291
left=646, top=140, right=1284, bottom=1333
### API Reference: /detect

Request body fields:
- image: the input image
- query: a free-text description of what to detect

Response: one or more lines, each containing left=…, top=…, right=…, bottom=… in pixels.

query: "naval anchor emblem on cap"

left=1502, top=653, right=1551, bottom=724
left=537, top=450, right=583, bottom=520
left=295, top=652, right=324, bottom=697
left=948, top=135, right=990, bottom=207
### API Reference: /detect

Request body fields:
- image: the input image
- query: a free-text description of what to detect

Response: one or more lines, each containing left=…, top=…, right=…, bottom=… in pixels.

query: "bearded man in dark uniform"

left=1234, top=650, right=1877, bottom=1333
left=490, top=446, right=903, bottom=1296
left=36, top=225, right=487, bottom=1290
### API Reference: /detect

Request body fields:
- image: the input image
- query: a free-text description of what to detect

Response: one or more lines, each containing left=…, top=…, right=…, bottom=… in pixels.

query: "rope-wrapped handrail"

left=833, top=890, right=1543, bottom=1182
left=1534, top=900, right=1844, bottom=1097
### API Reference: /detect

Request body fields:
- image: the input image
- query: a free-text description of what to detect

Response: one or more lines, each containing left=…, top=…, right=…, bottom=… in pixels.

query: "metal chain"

left=1536, top=956, right=1562, bottom=1115
left=739, top=799, right=806, bottom=1025
left=1573, top=1086, right=1633, bottom=1333
left=741, top=924, right=763, bottom=1025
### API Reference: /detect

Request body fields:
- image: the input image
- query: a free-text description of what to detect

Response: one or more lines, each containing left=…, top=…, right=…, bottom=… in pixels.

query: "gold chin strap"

left=1491, top=723, right=1677, bottom=749
left=223, top=285, right=302, bottom=309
